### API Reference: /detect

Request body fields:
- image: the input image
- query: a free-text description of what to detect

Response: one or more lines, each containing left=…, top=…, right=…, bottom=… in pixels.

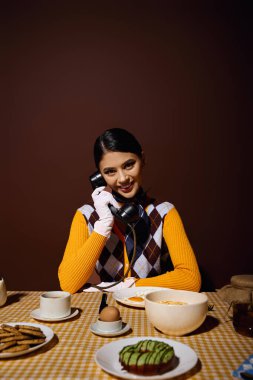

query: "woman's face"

left=99, top=151, right=144, bottom=198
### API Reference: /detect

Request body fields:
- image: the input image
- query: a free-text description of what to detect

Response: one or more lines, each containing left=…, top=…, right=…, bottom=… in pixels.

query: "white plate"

left=0, top=322, right=54, bottom=359
left=113, top=287, right=169, bottom=308
left=30, top=308, right=79, bottom=322
left=95, top=337, right=198, bottom=379
left=90, top=322, right=131, bottom=337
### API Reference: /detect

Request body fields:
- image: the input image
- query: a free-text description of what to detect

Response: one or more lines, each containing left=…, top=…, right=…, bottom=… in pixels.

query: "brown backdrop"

left=2, top=1, right=253, bottom=291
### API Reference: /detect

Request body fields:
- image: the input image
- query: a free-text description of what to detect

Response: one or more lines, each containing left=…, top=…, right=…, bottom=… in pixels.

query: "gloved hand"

left=109, top=277, right=136, bottom=291
left=83, top=277, right=136, bottom=292
left=92, top=186, right=120, bottom=238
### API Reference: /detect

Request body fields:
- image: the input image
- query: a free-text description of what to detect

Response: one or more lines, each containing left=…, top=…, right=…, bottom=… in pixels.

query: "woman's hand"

left=92, top=186, right=120, bottom=238
left=107, top=277, right=136, bottom=291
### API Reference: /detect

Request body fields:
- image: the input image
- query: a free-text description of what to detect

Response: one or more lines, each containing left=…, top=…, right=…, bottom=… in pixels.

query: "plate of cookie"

left=0, top=322, right=54, bottom=358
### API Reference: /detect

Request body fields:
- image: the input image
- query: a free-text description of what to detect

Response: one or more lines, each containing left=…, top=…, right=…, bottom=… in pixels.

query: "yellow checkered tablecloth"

left=0, top=291, right=252, bottom=379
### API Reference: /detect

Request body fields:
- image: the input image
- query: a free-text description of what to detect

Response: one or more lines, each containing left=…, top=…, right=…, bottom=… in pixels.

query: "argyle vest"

left=78, top=201, right=174, bottom=282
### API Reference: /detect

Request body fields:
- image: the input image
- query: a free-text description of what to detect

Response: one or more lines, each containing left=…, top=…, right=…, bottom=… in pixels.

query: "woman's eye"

left=104, top=169, right=116, bottom=176
left=124, top=161, right=135, bottom=169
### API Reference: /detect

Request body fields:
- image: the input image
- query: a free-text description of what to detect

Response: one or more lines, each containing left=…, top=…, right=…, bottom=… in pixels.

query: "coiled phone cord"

left=89, top=223, right=136, bottom=291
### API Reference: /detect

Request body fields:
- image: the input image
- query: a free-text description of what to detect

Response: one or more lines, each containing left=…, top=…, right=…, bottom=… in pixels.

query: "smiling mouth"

left=118, top=183, right=134, bottom=193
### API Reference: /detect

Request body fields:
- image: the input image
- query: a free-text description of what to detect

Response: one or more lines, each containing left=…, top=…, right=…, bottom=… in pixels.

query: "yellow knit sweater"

left=58, top=207, right=201, bottom=294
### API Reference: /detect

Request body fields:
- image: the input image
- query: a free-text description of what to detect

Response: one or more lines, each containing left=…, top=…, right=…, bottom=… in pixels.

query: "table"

left=0, top=291, right=252, bottom=379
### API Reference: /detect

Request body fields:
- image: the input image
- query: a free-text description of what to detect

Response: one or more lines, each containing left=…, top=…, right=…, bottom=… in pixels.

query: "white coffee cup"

left=40, top=291, right=71, bottom=318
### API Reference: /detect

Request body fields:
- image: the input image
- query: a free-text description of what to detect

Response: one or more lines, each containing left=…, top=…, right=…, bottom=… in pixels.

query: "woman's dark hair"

left=94, top=128, right=143, bottom=168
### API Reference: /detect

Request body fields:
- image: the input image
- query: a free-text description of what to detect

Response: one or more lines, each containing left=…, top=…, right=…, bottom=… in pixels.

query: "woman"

left=58, top=128, right=201, bottom=294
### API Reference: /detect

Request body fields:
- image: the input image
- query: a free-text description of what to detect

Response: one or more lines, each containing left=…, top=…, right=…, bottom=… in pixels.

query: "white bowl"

left=145, top=289, right=208, bottom=336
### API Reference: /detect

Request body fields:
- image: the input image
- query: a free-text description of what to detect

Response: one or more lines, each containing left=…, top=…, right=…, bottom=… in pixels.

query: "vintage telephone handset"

left=89, top=171, right=140, bottom=224
left=89, top=171, right=138, bottom=291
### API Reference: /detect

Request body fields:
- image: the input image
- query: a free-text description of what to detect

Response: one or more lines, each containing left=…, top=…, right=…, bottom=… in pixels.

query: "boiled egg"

left=99, top=306, right=121, bottom=322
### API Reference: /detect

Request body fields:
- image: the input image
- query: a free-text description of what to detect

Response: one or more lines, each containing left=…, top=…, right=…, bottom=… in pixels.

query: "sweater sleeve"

left=135, top=207, right=201, bottom=291
left=58, top=210, right=107, bottom=294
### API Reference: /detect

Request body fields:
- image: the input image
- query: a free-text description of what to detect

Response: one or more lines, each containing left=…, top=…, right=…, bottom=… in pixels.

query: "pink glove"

left=92, top=186, right=120, bottom=238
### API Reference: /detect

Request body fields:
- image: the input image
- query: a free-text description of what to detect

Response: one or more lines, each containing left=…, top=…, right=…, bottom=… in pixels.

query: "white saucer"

left=90, top=322, right=131, bottom=337
left=31, top=308, right=79, bottom=322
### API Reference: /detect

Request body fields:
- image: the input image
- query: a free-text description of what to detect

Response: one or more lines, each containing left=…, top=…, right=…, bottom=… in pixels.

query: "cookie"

left=17, top=328, right=45, bottom=338
left=1, top=325, right=21, bottom=335
left=0, top=335, right=27, bottom=343
left=17, top=338, right=45, bottom=345
left=0, top=341, right=17, bottom=352
left=0, top=333, right=16, bottom=338
left=3, top=344, right=30, bottom=353
left=15, top=325, right=42, bottom=332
